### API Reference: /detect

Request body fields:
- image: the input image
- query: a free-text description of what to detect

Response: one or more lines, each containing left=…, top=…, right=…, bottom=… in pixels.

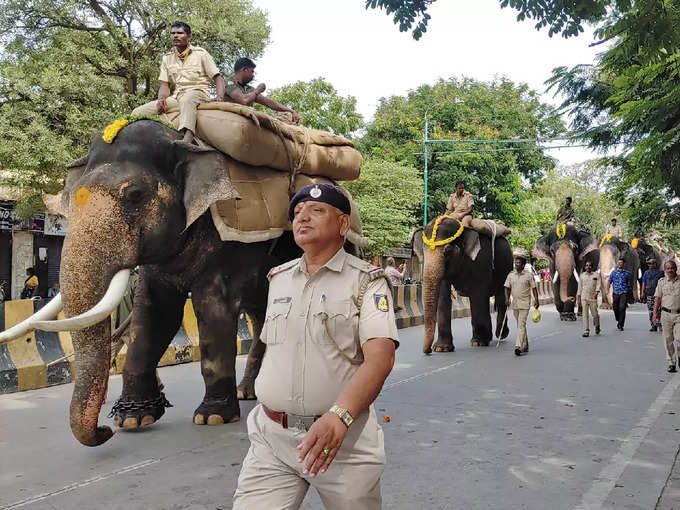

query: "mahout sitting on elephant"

left=412, top=215, right=513, bottom=353
left=533, top=224, right=599, bottom=320
left=598, top=234, right=640, bottom=306
left=1, top=119, right=362, bottom=447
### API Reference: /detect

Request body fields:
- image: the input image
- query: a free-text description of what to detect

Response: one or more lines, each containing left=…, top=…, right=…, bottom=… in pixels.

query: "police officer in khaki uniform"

left=446, top=181, right=474, bottom=227
left=504, top=252, right=539, bottom=357
left=224, top=57, right=300, bottom=123
left=576, top=260, right=601, bottom=337
left=132, top=21, right=225, bottom=144
left=653, top=260, right=680, bottom=373
left=233, top=183, right=399, bottom=509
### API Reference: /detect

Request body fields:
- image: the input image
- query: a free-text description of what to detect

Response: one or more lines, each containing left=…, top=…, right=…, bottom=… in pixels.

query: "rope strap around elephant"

left=422, top=215, right=464, bottom=251
left=481, top=219, right=497, bottom=268
left=108, top=392, right=173, bottom=417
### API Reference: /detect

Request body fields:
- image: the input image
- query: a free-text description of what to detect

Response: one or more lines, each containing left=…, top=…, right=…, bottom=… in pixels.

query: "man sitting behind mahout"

left=224, top=57, right=300, bottom=124
left=131, top=21, right=225, bottom=144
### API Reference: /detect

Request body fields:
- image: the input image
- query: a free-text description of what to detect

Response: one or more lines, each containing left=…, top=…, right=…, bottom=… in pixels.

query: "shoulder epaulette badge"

left=267, top=259, right=298, bottom=281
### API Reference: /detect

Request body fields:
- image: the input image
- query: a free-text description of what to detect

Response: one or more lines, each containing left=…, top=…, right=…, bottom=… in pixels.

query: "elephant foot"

left=193, top=396, right=240, bottom=426
left=236, top=378, right=257, bottom=400
left=110, top=392, right=172, bottom=430
left=432, top=342, right=455, bottom=352
left=471, top=338, right=490, bottom=347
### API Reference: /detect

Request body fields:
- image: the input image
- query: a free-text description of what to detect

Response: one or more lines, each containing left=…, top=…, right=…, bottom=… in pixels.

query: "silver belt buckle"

left=290, top=414, right=315, bottom=432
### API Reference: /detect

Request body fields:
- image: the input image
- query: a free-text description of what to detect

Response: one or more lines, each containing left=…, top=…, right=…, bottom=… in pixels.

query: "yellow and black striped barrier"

left=0, top=299, right=255, bottom=395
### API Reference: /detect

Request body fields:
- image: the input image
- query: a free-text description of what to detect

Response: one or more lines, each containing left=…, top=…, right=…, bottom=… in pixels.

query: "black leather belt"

left=661, top=306, right=680, bottom=314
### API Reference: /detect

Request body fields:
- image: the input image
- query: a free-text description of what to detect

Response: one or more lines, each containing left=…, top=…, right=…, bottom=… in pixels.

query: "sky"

left=250, top=0, right=607, bottom=166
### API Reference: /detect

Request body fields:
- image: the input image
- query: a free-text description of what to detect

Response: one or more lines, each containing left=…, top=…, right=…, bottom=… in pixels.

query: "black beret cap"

left=288, top=183, right=351, bottom=221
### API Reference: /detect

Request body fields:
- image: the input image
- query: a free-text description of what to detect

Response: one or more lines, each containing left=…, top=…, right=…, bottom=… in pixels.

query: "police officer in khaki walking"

left=653, top=260, right=680, bottom=373
left=577, top=260, right=601, bottom=337
left=504, top=253, right=539, bottom=357
left=233, top=184, right=399, bottom=509
left=131, top=21, right=225, bottom=144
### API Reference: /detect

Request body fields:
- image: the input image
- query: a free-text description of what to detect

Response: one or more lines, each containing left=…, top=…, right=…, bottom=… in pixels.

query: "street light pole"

left=423, top=115, right=429, bottom=227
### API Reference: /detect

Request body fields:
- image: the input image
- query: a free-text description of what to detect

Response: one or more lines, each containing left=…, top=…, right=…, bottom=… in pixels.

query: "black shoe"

left=650, top=325, right=657, bottom=332
left=582, top=331, right=589, bottom=337
left=522, top=346, right=529, bottom=353
left=514, top=348, right=522, bottom=356
left=669, top=365, right=677, bottom=373
left=595, top=325, right=601, bottom=335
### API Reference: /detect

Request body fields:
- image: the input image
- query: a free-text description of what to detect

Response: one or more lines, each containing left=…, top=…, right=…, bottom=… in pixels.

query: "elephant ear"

left=532, top=235, right=551, bottom=261
left=43, top=155, right=89, bottom=218
left=411, top=227, right=425, bottom=263
left=461, top=228, right=481, bottom=261
left=175, top=142, right=240, bottom=229
left=578, top=231, right=599, bottom=261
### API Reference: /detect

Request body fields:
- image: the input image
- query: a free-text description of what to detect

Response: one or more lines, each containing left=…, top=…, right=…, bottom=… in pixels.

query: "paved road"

left=1, top=303, right=679, bottom=510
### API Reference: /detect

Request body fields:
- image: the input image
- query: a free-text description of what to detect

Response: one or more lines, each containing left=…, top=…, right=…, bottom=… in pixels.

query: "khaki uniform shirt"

left=224, top=73, right=255, bottom=102
left=446, top=191, right=474, bottom=216
left=504, top=270, right=537, bottom=310
left=605, top=224, right=623, bottom=238
left=255, top=248, right=399, bottom=416
left=655, top=276, right=680, bottom=312
left=577, top=271, right=601, bottom=301
left=159, top=45, right=220, bottom=96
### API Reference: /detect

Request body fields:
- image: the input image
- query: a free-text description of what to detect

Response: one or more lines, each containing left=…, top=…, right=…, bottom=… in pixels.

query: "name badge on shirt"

left=273, top=296, right=291, bottom=304
left=374, top=294, right=389, bottom=312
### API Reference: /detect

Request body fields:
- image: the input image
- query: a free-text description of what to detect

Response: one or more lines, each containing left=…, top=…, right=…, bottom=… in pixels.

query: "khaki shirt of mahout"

left=255, top=248, right=400, bottom=416
left=159, top=45, right=220, bottom=96
left=605, top=224, right=623, bottom=238
left=223, top=73, right=254, bottom=103
left=447, top=191, right=474, bottom=216
left=655, top=276, right=680, bottom=312
left=504, top=270, right=537, bottom=310
left=577, top=271, right=601, bottom=301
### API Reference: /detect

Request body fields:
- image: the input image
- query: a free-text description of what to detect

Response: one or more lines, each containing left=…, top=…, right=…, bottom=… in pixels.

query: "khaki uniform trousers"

left=131, top=88, right=209, bottom=134
left=233, top=404, right=385, bottom=510
left=661, top=311, right=680, bottom=365
left=513, top=308, right=529, bottom=350
left=582, top=299, right=599, bottom=333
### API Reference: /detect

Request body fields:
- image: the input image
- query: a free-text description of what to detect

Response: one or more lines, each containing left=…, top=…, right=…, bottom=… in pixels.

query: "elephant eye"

left=123, top=186, right=146, bottom=206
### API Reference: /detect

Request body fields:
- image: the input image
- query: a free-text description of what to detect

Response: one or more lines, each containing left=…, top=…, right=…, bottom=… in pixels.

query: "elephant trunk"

left=422, top=247, right=445, bottom=354
left=61, top=187, right=138, bottom=446
left=599, top=245, right=616, bottom=305
left=555, top=244, right=575, bottom=304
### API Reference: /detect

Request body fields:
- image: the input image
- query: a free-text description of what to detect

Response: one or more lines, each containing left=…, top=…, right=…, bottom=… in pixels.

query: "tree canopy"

left=343, top=158, right=422, bottom=257
left=265, top=78, right=363, bottom=137
left=361, top=77, right=564, bottom=225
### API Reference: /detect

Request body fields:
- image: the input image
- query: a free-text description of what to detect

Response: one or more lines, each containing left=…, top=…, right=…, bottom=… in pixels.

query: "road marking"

left=1, top=459, right=160, bottom=510
left=381, top=361, right=464, bottom=393
left=573, top=375, right=680, bottom=510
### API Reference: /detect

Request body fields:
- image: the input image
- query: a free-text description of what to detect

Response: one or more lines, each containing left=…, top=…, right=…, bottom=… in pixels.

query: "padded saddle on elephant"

left=160, top=103, right=365, bottom=246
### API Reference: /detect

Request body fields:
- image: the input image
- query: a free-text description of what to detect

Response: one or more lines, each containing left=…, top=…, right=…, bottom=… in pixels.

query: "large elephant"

left=413, top=217, right=513, bottom=354
left=598, top=235, right=640, bottom=306
left=2, top=120, right=358, bottom=447
left=533, top=225, right=599, bottom=320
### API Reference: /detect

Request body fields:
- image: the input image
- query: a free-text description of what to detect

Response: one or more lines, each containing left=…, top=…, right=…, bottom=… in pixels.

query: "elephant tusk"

left=31, top=270, right=130, bottom=332
left=0, top=294, right=64, bottom=344
left=553, top=270, right=559, bottom=282
left=572, top=268, right=580, bottom=283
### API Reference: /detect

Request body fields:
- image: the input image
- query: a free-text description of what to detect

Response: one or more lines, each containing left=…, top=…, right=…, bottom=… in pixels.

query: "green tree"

left=344, top=158, right=423, bottom=257
left=361, top=77, right=564, bottom=225
left=0, top=0, right=270, bottom=214
left=265, top=78, right=363, bottom=137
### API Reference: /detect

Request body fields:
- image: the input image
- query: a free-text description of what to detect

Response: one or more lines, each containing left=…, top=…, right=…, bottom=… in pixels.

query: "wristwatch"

left=329, top=405, right=354, bottom=428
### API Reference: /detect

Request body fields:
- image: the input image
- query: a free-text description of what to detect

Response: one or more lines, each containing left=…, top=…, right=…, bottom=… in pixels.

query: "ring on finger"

left=323, top=448, right=330, bottom=455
